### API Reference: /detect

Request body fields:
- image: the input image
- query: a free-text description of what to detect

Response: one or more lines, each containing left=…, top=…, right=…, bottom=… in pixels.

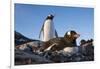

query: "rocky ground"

left=15, top=44, right=94, bottom=65
left=15, top=31, right=94, bottom=65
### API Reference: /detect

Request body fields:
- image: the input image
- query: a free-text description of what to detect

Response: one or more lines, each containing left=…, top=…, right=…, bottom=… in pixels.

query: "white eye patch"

left=67, top=31, right=71, bottom=35
left=48, top=15, right=51, bottom=17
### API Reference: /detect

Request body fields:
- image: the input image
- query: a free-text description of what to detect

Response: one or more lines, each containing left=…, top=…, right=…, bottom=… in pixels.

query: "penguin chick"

left=40, top=30, right=80, bottom=52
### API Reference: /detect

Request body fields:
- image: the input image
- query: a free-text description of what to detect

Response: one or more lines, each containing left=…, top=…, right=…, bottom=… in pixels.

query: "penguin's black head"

left=80, top=39, right=86, bottom=45
left=46, top=14, right=54, bottom=20
left=64, top=30, right=80, bottom=41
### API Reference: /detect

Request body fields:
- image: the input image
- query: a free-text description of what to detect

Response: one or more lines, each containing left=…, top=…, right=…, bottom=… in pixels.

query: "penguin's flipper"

left=39, top=23, right=44, bottom=39
left=55, top=30, right=58, bottom=38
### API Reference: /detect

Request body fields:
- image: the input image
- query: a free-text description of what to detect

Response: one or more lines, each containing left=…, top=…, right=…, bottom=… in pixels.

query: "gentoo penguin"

left=39, top=14, right=58, bottom=42
left=40, top=30, right=80, bottom=52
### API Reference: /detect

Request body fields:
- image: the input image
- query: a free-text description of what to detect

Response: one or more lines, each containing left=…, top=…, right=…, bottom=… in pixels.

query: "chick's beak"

left=74, top=34, right=80, bottom=38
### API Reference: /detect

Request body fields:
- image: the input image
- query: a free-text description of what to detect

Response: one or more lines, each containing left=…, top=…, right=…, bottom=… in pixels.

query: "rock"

left=15, top=49, right=53, bottom=65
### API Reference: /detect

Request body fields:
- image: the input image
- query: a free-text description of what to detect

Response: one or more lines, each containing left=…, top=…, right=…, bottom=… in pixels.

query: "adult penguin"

left=39, top=14, right=58, bottom=42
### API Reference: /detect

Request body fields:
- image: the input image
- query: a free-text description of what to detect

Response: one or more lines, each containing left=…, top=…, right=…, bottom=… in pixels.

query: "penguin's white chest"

left=43, top=19, right=55, bottom=41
